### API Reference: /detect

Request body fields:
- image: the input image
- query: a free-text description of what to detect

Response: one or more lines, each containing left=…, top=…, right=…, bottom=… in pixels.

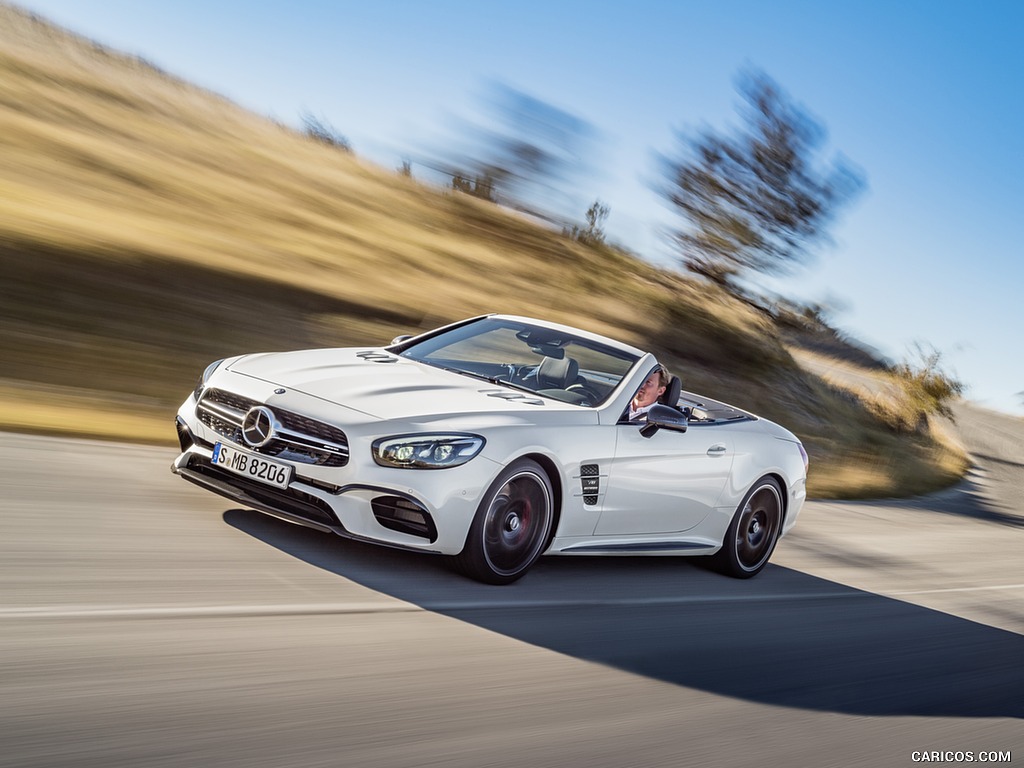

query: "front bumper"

left=173, top=410, right=490, bottom=555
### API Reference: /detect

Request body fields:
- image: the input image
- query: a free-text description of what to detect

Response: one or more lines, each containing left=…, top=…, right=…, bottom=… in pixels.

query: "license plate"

left=211, top=443, right=292, bottom=489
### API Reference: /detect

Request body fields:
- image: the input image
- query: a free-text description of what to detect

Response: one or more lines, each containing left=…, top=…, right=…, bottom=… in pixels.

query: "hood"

left=226, top=347, right=582, bottom=422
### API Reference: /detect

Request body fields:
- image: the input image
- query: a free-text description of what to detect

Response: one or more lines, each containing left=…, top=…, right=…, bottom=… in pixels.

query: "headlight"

left=193, top=359, right=225, bottom=400
left=372, top=434, right=485, bottom=469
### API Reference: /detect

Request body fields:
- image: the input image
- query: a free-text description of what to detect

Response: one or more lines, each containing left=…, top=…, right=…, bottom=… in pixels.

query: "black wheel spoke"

left=710, top=477, right=783, bottom=578
left=483, top=474, right=549, bottom=574
left=734, top=486, right=780, bottom=571
left=455, top=459, right=553, bottom=584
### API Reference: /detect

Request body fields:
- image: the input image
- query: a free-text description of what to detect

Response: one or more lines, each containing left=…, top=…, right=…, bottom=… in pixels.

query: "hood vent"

left=480, top=389, right=545, bottom=406
left=356, top=351, right=399, bottom=363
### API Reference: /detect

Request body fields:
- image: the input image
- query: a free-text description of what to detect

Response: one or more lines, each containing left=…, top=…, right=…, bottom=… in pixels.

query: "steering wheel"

left=502, top=363, right=538, bottom=383
left=566, top=383, right=601, bottom=405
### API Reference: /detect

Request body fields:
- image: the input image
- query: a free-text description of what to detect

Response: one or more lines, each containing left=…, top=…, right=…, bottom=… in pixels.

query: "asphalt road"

left=1, top=403, right=1021, bottom=767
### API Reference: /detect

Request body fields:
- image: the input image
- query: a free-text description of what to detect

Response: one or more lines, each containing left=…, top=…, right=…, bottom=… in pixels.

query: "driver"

left=627, top=364, right=669, bottom=422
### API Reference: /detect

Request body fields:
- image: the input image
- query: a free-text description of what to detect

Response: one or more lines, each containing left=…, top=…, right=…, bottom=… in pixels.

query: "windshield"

left=396, top=317, right=640, bottom=407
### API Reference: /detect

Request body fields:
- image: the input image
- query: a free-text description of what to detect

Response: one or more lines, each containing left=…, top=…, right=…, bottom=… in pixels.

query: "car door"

left=594, top=423, right=735, bottom=535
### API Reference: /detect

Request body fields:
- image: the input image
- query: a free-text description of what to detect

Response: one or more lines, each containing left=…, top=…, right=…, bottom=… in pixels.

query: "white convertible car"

left=173, top=314, right=808, bottom=584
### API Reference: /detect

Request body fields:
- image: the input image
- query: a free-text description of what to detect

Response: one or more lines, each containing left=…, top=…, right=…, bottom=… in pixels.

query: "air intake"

left=371, top=496, right=438, bottom=541
left=580, top=463, right=600, bottom=505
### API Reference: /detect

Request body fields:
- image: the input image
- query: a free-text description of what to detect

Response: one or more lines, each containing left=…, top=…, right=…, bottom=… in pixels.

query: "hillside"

left=0, top=3, right=968, bottom=498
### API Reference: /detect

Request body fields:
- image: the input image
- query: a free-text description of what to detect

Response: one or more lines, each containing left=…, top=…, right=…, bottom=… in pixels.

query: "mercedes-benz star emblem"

left=241, top=406, right=277, bottom=448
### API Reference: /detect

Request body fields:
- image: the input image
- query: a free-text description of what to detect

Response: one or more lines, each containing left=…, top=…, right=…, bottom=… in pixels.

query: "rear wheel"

left=710, top=476, right=783, bottom=578
left=453, top=459, right=553, bottom=585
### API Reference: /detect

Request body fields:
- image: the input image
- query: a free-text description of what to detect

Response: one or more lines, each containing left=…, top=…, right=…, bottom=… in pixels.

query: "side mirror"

left=639, top=404, right=689, bottom=438
left=390, top=334, right=414, bottom=345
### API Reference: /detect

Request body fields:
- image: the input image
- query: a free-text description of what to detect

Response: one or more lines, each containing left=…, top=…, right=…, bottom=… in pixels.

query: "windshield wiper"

left=487, top=377, right=540, bottom=395
left=435, top=365, right=539, bottom=395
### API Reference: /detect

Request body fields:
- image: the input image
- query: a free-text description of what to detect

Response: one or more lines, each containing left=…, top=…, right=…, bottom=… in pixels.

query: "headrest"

left=537, top=356, right=579, bottom=389
left=660, top=375, right=682, bottom=406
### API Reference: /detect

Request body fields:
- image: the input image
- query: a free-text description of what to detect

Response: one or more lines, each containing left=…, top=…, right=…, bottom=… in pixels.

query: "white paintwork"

left=173, top=315, right=807, bottom=576
left=596, top=424, right=735, bottom=535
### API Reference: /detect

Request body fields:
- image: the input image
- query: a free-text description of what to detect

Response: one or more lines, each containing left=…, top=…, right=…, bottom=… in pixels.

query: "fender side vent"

left=580, top=463, right=599, bottom=505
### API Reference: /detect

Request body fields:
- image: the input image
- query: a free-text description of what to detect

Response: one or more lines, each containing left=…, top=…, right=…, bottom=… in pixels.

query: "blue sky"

left=15, top=0, right=1024, bottom=415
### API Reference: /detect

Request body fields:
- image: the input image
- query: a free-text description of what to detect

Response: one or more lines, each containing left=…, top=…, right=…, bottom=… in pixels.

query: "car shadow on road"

left=224, top=509, right=1023, bottom=721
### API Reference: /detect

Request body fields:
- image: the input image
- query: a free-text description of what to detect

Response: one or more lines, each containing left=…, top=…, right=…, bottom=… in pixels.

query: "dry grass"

left=0, top=3, right=968, bottom=498
left=0, top=379, right=172, bottom=444
left=783, top=348, right=970, bottom=498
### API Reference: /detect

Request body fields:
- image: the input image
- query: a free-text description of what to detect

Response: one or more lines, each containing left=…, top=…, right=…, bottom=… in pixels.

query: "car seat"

left=660, top=375, right=682, bottom=408
left=537, top=356, right=579, bottom=389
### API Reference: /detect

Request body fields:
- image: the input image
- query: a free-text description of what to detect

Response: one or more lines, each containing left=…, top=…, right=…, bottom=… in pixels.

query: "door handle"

left=707, top=444, right=727, bottom=455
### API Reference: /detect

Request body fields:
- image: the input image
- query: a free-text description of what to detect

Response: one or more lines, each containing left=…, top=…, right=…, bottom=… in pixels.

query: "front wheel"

left=453, top=459, right=554, bottom=585
left=709, top=476, right=783, bottom=578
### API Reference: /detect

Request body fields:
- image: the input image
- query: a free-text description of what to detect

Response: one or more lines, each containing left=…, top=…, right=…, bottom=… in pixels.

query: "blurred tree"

left=583, top=199, right=610, bottom=243
left=451, top=172, right=496, bottom=202
left=660, top=70, right=864, bottom=289
left=301, top=112, right=352, bottom=153
left=435, top=83, right=594, bottom=220
left=568, top=199, right=610, bottom=245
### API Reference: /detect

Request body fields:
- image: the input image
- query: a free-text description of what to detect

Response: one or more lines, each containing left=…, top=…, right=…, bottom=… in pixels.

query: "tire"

left=453, top=459, right=554, bottom=585
left=710, top=476, right=783, bottom=579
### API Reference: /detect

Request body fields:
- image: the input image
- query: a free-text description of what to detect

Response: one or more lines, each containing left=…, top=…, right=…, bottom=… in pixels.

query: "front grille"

left=198, top=388, right=349, bottom=467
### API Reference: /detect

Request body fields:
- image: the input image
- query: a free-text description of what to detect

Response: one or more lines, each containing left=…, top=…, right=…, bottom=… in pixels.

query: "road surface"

left=0, top=402, right=1020, bottom=767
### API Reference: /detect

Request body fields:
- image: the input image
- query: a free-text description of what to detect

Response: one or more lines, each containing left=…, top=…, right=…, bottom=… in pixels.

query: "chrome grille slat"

left=199, top=388, right=350, bottom=467
left=272, top=430, right=349, bottom=458
left=198, top=400, right=246, bottom=425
